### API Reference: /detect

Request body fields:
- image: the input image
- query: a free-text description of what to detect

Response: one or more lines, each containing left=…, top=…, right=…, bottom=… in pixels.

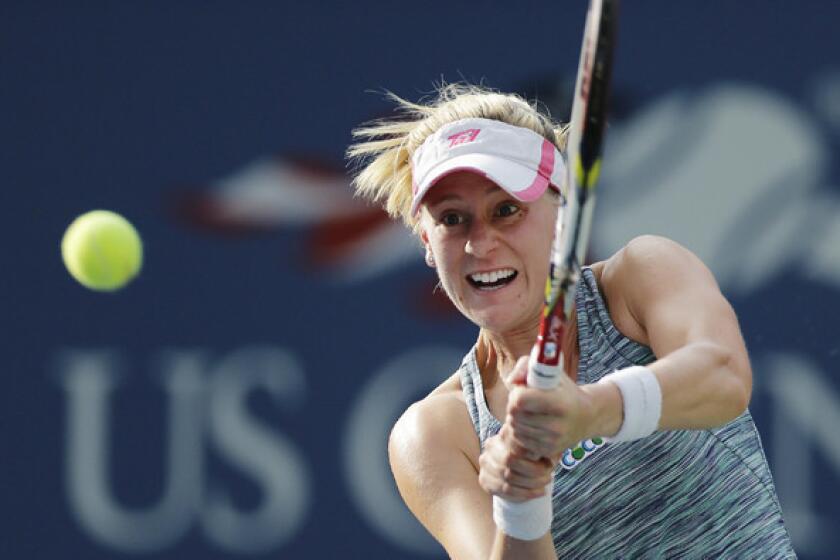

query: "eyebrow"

left=426, top=184, right=501, bottom=207
left=426, top=193, right=461, bottom=207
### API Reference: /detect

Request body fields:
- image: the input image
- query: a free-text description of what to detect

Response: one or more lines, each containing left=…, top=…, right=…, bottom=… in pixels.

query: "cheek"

left=428, top=243, right=463, bottom=292
left=528, top=211, right=558, bottom=269
left=439, top=260, right=464, bottom=296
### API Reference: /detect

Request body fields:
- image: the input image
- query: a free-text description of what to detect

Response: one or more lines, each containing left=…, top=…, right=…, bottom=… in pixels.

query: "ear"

left=419, top=229, right=436, bottom=268
left=419, top=228, right=430, bottom=250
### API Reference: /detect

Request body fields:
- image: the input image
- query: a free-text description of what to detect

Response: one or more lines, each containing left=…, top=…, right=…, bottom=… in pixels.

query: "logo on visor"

left=447, top=129, right=480, bottom=147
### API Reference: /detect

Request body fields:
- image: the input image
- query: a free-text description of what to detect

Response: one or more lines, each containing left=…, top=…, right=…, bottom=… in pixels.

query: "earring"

left=425, top=250, right=436, bottom=268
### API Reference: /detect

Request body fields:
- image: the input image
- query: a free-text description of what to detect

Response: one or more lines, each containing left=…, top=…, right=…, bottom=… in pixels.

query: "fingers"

left=501, top=413, right=569, bottom=459
left=503, top=382, right=588, bottom=460
left=479, top=472, right=545, bottom=502
left=479, top=435, right=554, bottom=501
left=478, top=464, right=550, bottom=502
left=507, top=433, right=563, bottom=460
left=507, top=386, right=569, bottom=416
left=510, top=413, right=560, bottom=435
left=486, top=432, right=549, bottom=479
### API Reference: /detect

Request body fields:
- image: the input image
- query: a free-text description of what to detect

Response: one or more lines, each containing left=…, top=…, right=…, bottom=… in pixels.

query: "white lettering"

left=201, top=346, right=311, bottom=553
left=58, top=350, right=204, bottom=552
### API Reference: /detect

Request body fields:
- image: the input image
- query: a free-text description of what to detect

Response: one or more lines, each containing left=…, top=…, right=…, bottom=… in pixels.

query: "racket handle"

left=525, top=343, right=563, bottom=390
left=490, top=346, right=558, bottom=540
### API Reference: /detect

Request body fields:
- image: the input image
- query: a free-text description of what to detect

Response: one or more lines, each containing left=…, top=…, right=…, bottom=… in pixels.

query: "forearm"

left=582, top=341, right=751, bottom=437
left=650, top=340, right=750, bottom=430
left=490, top=529, right=557, bottom=560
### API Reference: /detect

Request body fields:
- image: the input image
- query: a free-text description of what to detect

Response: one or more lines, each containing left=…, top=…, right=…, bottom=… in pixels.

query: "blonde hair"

left=347, top=83, right=567, bottom=231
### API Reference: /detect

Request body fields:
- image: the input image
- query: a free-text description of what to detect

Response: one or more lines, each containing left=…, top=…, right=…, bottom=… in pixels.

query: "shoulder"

left=607, top=234, right=710, bottom=276
left=594, top=235, right=721, bottom=345
left=602, top=235, right=746, bottom=346
left=390, top=372, right=480, bottom=475
left=601, top=235, right=719, bottom=302
left=388, top=371, right=499, bottom=558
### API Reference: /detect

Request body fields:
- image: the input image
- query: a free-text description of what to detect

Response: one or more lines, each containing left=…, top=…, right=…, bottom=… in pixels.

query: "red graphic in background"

left=171, top=154, right=459, bottom=320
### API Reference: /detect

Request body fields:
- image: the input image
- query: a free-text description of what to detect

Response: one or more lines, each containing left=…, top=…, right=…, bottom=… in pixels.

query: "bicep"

left=619, top=237, right=752, bottom=383
left=389, top=402, right=497, bottom=560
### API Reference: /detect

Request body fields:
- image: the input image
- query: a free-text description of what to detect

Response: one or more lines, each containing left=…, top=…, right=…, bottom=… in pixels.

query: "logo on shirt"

left=560, top=437, right=607, bottom=471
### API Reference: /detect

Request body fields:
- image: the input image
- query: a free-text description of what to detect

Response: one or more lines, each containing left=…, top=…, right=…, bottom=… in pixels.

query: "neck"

left=475, top=321, right=539, bottom=388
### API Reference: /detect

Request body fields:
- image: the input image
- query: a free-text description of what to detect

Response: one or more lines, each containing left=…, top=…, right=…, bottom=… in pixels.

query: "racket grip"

left=525, top=343, right=563, bottom=390
left=492, top=347, right=560, bottom=538
left=492, top=347, right=558, bottom=539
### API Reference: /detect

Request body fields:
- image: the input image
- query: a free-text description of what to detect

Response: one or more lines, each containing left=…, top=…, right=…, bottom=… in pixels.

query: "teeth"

left=470, top=268, right=515, bottom=284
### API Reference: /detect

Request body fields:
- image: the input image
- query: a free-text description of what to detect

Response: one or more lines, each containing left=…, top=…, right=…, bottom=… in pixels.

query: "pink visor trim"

left=512, top=139, right=555, bottom=202
left=409, top=118, right=566, bottom=216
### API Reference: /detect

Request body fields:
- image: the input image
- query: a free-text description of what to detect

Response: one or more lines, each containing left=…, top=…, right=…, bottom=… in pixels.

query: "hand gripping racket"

left=494, top=0, right=620, bottom=540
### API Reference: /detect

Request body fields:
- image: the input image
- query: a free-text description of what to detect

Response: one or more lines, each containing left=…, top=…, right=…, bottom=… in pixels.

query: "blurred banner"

left=3, top=1, right=839, bottom=558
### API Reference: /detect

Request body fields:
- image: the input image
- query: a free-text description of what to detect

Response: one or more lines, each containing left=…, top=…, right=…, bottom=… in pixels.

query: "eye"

left=439, top=211, right=465, bottom=226
left=496, top=202, right=520, bottom=218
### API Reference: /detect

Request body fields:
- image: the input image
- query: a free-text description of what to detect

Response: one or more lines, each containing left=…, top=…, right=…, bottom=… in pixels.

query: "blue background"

left=3, top=1, right=839, bottom=558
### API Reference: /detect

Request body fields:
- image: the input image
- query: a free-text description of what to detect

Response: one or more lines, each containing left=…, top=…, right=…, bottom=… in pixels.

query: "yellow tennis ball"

left=61, top=210, right=143, bottom=291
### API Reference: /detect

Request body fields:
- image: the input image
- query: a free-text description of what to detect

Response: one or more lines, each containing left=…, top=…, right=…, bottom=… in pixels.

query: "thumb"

left=503, top=355, right=530, bottom=390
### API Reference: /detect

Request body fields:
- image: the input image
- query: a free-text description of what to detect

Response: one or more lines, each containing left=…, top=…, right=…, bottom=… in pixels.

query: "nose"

left=464, top=219, right=499, bottom=258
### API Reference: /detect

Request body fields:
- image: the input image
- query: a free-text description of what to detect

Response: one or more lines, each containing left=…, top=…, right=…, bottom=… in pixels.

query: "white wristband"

left=602, top=365, right=662, bottom=442
left=492, top=484, right=553, bottom=541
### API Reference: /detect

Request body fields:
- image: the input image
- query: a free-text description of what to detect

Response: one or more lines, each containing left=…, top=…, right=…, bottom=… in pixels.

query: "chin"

left=468, top=308, right=533, bottom=334
left=450, top=278, right=541, bottom=334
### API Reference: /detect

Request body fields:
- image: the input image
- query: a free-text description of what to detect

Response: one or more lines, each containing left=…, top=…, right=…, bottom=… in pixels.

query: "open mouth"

left=467, top=268, right=518, bottom=291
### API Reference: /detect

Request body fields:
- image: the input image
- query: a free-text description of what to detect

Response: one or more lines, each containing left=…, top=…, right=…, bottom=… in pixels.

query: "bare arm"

left=499, top=235, right=754, bottom=462
left=584, top=235, right=753, bottom=436
left=389, top=395, right=557, bottom=560
left=477, top=235, right=752, bottom=553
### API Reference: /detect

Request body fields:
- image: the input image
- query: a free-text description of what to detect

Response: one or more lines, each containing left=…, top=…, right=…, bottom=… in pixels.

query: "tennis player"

left=348, top=84, right=795, bottom=559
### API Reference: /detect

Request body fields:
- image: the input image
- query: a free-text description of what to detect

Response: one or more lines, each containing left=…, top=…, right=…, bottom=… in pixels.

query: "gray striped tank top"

left=460, top=267, right=796, bottom=558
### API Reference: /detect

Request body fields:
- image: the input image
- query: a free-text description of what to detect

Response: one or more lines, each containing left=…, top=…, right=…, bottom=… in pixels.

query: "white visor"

left=410, top=118, right=565, bottom=215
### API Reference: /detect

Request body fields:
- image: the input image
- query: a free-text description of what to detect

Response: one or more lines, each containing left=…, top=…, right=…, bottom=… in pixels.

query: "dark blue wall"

left=3, top=1, right=839, bottom=558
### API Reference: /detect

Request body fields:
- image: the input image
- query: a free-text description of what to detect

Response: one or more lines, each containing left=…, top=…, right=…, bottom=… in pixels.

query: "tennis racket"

left=493, top=0, right=620, bottom=539
left=528, top=0, right=619, bottom=389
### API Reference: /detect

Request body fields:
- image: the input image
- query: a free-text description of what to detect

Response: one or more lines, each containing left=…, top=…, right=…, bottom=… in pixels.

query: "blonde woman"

left=348, top=85, right=794, bottom=559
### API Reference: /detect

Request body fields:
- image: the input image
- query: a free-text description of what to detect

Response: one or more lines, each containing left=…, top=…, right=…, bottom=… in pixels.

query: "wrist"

left=580, top=380, right=623, bottom=439
left=602, top=365, right=663, bottom=442
left=493, top=488, right=553, bottom=541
